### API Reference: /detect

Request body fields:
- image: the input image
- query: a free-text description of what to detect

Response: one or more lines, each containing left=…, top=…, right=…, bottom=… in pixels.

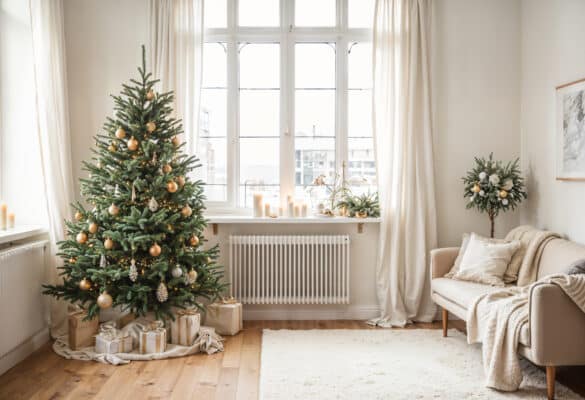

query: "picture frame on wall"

left=556, top=77, right=585, bottom=181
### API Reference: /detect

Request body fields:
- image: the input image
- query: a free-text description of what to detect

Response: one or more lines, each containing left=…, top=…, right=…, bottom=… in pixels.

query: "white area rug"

left=260, top=329, right=583, bottom=400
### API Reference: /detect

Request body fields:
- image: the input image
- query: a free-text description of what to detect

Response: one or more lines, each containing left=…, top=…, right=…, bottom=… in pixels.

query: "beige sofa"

left=431, top=237, right=585, bottom=400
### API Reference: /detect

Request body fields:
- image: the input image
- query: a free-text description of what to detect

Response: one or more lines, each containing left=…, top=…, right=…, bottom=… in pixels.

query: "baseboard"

left=243, top=305, right=381, bottom=321
left=0, top=328, right=50, bottom=376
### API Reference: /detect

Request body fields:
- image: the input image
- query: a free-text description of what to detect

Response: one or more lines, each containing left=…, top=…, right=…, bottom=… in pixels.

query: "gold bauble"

left=181, top=205, right=192, bottom=218
left=146, top=89, right=155, bottom=101
left=88, top=222, right=98, bottom=234
left=149, top=242, right=162, bottom=257
left=108, top=203, right=120, bottom=216
left=76, top=232, right=88, bottom=244
left=74, top=211, right=83, bottom=221
left=472, top=184, right=481, bottom=193
left=115, top=127, right=126, bottom=139
left=499, top=190, right=508, bottom=198
left=172, top=136, right=180, bottom=146
left=177, top=176, right=186, bottom=187
left=69, top=257, right=76, bottom=264
left=104, top=238, right=114, bottom=250
left=167, top=181, right=178, bottom=193
left=127, top=136, right=139, bottom=151
left=162, top=164, right=172, bottom=174
left=189, top=235, right=200, bottom=246
left=146, top=121, right=156, bottom=133
left=79, top=278, right=91, bottom=291
left=97, top=291, right=113, bottom=309
left=206, top=257, right=212, bottom=264
left=188, top=269, right=198, bottom=283
left=108, top=144, right=116, bottom=152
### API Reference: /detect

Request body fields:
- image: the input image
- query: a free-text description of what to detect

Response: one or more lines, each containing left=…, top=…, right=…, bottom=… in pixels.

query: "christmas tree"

left=43, top=47, right=225, bottom=320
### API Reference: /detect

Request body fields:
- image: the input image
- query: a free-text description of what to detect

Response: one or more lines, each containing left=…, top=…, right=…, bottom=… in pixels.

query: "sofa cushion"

left=431, top=277, right=504, bottom=309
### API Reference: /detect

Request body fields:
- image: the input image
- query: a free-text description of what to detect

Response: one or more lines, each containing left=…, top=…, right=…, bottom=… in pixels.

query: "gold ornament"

left=156, top=281, right=168, bottom=302
left=108, top=203, right=120, bottom=216
left=146, top=89, right=155, bottom=101
left=499, top=190, right=508, bottom=198
left=76, top=232, right=88, bottom=244
left=472, top=184, right=481, bottom=193
left=149, top=242, right=162, bottom=257
left=75, top=211, right=83, bottom=221
left=97, top=291, right=113, bottom=309
left=115, top=127, right=126, bottom=139
left=127, top=136, right=139, bottom=151
left=206, top=257, right=212, bottom=264
left=79, top=278, right=91, bottom=291
left=187, top=269, right=198, bottom=284
left=172, top=136, right=180, bottom=146
left=162, top=164, right=172, bottom=174
left=189, top=236, right=199, bottom=247
left=88, top=222, right=98, bottom=234
left=69, top=257, right=76, bottom=264
left=146, top=121, right=156, bottom=133
left=104, top=238, right=114, bottom=250
left=181, top=205, right=192, bottom=218
left=167, top=181, right=178, bottom=193
left=177, top=176, right=186, bottom=187
left=108, top=144, right=116, bottom=152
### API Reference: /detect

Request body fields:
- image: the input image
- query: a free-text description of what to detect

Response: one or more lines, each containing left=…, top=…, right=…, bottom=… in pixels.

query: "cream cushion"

left=453, top=233, right=521, bottom=286
left=445, top=233, right=507, bottom=279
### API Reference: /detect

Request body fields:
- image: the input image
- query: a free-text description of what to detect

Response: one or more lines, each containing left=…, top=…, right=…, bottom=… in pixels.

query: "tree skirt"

left=260, top=329, right=583, bottom=400
left=53, top=321, right=223, bottom=365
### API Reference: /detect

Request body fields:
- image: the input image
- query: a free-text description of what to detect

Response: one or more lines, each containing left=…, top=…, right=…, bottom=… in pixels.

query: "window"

left=201, top=0, right=375, bottom=209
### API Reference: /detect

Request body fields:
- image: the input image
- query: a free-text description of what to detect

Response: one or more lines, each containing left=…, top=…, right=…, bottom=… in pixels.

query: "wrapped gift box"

left=168, top=309, right=200, bottom=346
left=205, top=298, right=243, bottom=336
left=138, top=320, right=167, bottom=354
left=95, top=321, right=134, bottom=354
left=68, top=308, right=99, bottom=350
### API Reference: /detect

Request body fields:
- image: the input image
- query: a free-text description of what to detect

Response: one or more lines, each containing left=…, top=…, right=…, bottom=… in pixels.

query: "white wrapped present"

left=205, top=298, right=243, bottom=336
left=168, top=309, right=201, bottom=346
left=138, top=320, right=167, bottom=354
left=95, top=321, right=133, bottom=354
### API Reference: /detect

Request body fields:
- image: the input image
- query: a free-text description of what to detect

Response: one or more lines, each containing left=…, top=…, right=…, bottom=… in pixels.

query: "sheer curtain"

left=149, top=0, right=204, bottom=156
left=369, top=0, right=437, bottom=327
left=29, top=0, right=75, bottom=335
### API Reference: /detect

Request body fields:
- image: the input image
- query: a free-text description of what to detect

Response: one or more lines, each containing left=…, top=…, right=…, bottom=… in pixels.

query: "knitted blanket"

left=467, top=274, right=585, bottom=391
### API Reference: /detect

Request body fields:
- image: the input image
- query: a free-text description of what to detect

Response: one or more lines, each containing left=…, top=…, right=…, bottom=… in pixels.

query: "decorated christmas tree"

left=43, top=47, right=225, bottom=320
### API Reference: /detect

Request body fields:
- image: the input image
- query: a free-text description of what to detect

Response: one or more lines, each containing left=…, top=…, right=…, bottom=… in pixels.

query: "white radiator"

left=229, top=235, right=350, bottom=304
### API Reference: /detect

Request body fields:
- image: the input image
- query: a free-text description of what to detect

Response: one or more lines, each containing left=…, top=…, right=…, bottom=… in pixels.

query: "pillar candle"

left=0, top=203, right=7, bottom=230
left=278, top=207, right=284, bottom=217
left=287, top=202, right=295, bottom=218
left=301, top=203, right=308, bottom=217
left=253, top=193, right=263, bottom=217
left=294, top=204, right=301, bottom=218
left=8, top=213, right=14, bottom=229
left=264, top=203, right=271, bottom=217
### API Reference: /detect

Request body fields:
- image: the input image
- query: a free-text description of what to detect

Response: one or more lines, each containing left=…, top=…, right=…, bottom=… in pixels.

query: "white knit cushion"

left=453, top=233, right=521, bottom=286
left=446, top=233, right=507, bottom=278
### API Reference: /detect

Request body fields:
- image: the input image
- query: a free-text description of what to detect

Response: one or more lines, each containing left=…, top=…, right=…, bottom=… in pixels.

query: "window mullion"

left=337, top=35, right=348, bottom=184
left=280, top=0, right=294, bottom=204
left=227, top=0, right=238, bottom=207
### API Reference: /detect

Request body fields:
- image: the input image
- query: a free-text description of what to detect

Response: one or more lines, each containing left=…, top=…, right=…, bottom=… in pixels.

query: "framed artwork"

left=557, top=78, right=585, bottom=181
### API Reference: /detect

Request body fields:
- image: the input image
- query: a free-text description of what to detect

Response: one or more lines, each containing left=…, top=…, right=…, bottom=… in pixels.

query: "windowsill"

left=206, top=215, right=381, bottom=224
left=0, top=225, right=47, bottom=246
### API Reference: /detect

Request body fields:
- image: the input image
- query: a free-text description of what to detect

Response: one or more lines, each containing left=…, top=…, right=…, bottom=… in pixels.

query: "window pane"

left=348, top=138, right=376, bottom=194
left=348, top=42, right=372, bottom=89
left=239, top=138, right=280, bottom=206
left=240, top=90, right=279, bottom=137
left=200, top=89, right=227, bottom=138
left=295, top=43, right=335, bottom=88
left=348, top=90, right=372, bottom=138
left=295, top=90, right=335, bottom=137
left=295, top=137, right=335, bottom=188
left=203, top=43, right=227, bottom=88
left=240, top=43, right=280, bottom=88
left=204, top=0, right=227, bottom=28
left=239, top=0, right=279, bottom=26
left=198, top=137, right=227, bottom=201
left=348, top=0, right=375, bottom=28
left=295, top=0, right=335, bottom=27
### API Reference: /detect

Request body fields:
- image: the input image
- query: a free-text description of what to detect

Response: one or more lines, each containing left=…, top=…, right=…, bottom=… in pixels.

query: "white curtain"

left=149, top=0, right=204, bottom=156
left=29, top=0, right=75, bottom=335
left=369, top=0, right=437, bottom=327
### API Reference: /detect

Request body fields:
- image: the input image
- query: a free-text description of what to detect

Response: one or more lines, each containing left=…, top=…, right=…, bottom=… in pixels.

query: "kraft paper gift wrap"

left=68, top=308, right=99, bottom=350
left=95, top=321, right=134, bottom=354
left=205, top=298, right=243, bottom=336
left=168, top=309, right=201, bottom=346
left=138, top=320, right=167, bottom=354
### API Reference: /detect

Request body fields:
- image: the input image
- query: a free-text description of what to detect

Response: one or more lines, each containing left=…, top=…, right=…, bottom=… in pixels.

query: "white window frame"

left=203, top=0, right=372, bottom=212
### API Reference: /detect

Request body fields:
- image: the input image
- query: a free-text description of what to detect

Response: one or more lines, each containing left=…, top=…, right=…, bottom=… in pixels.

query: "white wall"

left=520, top=0, right=585, bottom=243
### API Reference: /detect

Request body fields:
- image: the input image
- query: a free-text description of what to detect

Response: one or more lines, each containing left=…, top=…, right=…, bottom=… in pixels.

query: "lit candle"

left=287, top=201, right=295, bottom=218
left=301, top=203, right=308, bottom=217
left=0, top=203, right=6, bottom=230
left=8, top=213, right=14, bottom=229
left=264, top=203, right=271, bottom=217
left=294, top=204, right=301, bottom=217
left=253, top=193, right=264, bottom=217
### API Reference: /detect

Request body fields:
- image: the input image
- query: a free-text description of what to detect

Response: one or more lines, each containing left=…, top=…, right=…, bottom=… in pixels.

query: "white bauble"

left=469, top=195, right=475, bottom=202
left=502, top=179, right=513, bottom=191
left=489, top=174, right=500, bottom=185
left=502, top=199, right=509, bottom=205
left=171, top=265, right=183, bottom=278
left=479, top=190, right=485, bottom=196
left=479, top=171, right=487, bottom=181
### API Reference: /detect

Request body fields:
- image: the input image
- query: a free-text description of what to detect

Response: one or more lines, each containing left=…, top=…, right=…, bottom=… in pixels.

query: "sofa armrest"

left=528, top=282, right=585, bottom=366
left=430, top=247, right=459, bottom=279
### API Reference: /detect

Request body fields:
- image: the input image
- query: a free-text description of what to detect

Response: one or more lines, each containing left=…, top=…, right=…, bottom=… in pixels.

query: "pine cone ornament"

left=156, top=281, right=168, bottom=302
left=129, top=259, right=138, bottom=282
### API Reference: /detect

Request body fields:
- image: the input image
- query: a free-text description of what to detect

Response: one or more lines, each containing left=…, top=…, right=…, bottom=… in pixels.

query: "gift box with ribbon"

left=138, top=320, right=167, bottom=354
left=168, top=309, right=201, bottom=346
left=95, top=321, right=134, bottom=354
left=68, top=307, right=99, bottom=350
left=204, top=297, right=243, bottom=336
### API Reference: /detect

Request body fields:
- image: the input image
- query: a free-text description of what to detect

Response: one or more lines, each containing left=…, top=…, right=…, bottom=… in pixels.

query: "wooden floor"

left=1, top=320, right=584, bottom=399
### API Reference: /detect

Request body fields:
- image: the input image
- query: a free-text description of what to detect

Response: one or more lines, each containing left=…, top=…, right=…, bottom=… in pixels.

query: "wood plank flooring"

left=1, top=320, right=584, bottom=399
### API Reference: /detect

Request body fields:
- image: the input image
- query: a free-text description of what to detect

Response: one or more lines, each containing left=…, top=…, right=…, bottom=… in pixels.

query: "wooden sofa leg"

left=442, top=309, right=448, bottom=337
left=546, top=366, right=555, bottom=400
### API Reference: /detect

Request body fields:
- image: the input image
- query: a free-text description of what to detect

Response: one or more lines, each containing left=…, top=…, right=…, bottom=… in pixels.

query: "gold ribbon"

left=219, top=296, right=239, bottom=304
left=177, top=308, right=199, bottom=316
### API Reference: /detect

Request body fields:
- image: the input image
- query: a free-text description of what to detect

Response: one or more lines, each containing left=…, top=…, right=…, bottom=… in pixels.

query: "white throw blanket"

left=467, top=274, right=585, bottom=391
